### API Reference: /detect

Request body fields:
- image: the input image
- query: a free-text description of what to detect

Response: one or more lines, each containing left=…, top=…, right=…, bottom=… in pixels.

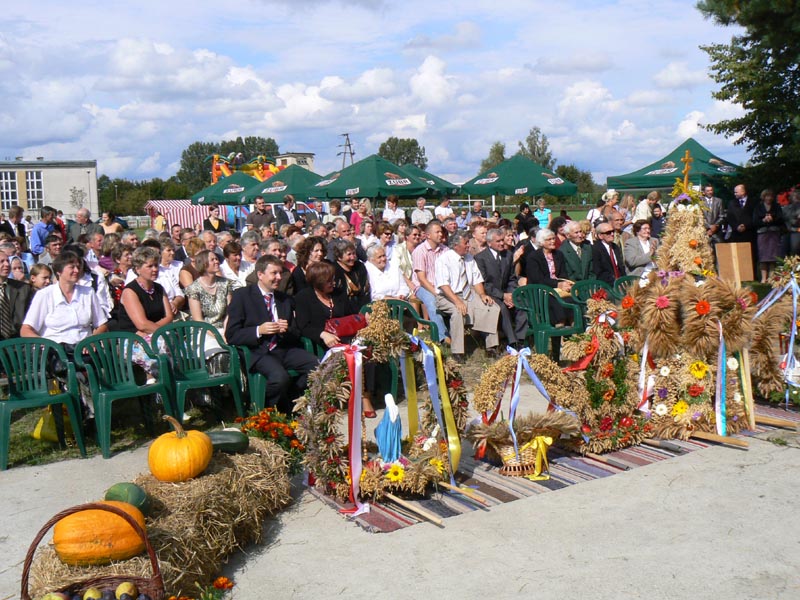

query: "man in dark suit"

left=592, top=223, right=625, bottom=285
left=67, top=208, right=93, bottom=243
left=275, top=195, right=300, bottom=228
left=304, top=201, right=323, bottom=224
left=0, top=205, right=26, bottom=239
left=226, top=254, right=318, bottom=412
left=475, top=228, right=526, bottom=348
left=173, top=228, right=195, bottom=263
left=559, top=220, right=593, bottom=282
left=723, top=184, right=756, bottom=243
left=0, top=250, right=32, bottom=340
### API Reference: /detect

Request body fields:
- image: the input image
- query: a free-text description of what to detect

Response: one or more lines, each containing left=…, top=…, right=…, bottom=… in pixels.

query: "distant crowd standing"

left=0, top=184, right=790, bottom=418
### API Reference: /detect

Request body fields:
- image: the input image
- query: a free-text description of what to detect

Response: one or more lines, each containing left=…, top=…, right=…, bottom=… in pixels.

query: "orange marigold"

left=621, top=295, right=635, bottom=309
left=689, top=239, right=699, bottom=249
left=214, top=576, right=235, bottom=590
left=602, top=389, right=616, bottom=401
left=693, top=256, right=703, bottom=266
left=695, top=300, right=711, bottom=315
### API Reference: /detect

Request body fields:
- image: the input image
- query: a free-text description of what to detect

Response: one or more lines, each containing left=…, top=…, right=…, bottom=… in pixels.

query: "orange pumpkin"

left=53, top=501, right=146, bottom=566
left=148, top=415, right=213, bottom=482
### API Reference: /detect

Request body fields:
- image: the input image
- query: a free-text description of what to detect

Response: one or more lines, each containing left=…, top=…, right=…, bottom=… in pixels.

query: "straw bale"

left=29, top=438, right=291, bottom=597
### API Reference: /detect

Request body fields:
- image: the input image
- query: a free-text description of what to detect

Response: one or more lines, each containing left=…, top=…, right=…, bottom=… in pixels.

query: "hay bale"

left=29, top=438, right=291, bottom=597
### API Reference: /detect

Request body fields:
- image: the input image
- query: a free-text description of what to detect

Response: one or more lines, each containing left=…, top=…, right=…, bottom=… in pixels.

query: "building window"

left=26, top=171, right=43, bottom=211
left=0, top=171, right=18, bottom=211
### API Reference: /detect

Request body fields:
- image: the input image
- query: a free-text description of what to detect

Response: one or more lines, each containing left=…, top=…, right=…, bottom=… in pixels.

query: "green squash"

left=208, top=429, right=250, bottom=453
left=103, top=482, right=151, bottom=516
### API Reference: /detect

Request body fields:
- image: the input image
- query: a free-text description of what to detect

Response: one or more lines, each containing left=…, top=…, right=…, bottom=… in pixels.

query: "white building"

left=274, top=152, right=315, bottom=172
left=0, top=158, right=98, bottom=219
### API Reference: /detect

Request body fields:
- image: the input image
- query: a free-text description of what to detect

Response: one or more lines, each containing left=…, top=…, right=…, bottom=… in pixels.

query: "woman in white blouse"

left=365, top=244, right=409, bottom=301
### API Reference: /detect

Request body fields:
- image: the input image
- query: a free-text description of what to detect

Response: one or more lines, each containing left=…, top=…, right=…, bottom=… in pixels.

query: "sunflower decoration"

left=646, top=353, right=748, bottom=440
left=297, top=328, right=469, bottom=501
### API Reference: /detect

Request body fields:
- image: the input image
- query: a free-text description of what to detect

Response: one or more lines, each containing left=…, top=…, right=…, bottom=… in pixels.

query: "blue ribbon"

left=783, top=280, right=800, bottom=408
left=715, top=321, right=727, bottom=436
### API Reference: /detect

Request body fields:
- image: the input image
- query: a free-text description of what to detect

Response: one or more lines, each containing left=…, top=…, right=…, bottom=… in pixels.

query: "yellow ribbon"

left=431, top=343, right=461, bottom=475
left=522, top=435, right=553, bottom=481
left=405, top=353, right=419, bottom=439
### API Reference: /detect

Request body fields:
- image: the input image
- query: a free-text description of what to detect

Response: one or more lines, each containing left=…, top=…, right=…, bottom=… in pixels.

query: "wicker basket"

left=21, top=502, right=165, bottom=600
left=491, top=428, right=560, bottom=477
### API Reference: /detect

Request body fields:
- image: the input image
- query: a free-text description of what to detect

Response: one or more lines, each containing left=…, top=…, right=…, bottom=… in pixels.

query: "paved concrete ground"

left=2, top=385, right=799, bottom=600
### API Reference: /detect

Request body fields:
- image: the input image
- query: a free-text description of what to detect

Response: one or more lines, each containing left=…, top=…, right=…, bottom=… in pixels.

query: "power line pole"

left=337, top=133, right=355, bottom=169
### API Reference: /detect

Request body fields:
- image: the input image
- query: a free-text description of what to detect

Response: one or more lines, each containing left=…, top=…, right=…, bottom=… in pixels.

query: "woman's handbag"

left=324, top=314, right=367, bottom=337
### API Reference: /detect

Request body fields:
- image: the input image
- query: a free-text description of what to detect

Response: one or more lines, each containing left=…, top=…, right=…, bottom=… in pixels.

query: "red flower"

left=621, top=295, right=635, bottom=309
left=688, top=384, right=705, bottom=397
left=622, top=332, right=631, bottom=344
left=410, top=342, right=420, bottom=353
left=591, top=289, right=608, bottom=301
left=581, top=424, right=592, bottom=434
left=448, top=379, right=464, bottom=389
left=695, top=300, right=711, bottom=315
left=599, top=416, right=614, bottom=431
left=604, top=329, right=615, bottom=339
left=619, top=416, right=634, bottom=428
left=655, top=295, right=670, bottom=309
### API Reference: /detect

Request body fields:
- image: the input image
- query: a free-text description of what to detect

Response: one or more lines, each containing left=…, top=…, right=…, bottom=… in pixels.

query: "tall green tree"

left=176, top=136, right=280, bottom=194
left=555, top=164, right=597, bottom=194
left=698, top=0, right=800, bottom=188
left=480, top=141, right=506, bottom=174
left=516, top=126, right=555, bottom=170
left=377, top=137, right=428, bottom=169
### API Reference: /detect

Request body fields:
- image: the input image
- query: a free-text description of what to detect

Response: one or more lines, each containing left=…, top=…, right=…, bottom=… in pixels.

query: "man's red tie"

left=609, top=246, right=620, bottom=279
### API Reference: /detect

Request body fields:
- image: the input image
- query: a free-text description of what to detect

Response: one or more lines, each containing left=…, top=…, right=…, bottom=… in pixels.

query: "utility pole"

left=337, top=133, right=355, bottom=169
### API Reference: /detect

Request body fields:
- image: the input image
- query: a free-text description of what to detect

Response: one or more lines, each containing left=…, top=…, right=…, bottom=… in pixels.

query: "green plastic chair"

left=237, top=345, right=300, bottom=413
left=613, top=275, right=642, bottom=301
left=570, top=279, right=616, bottom=324
left=74, top=332, right=175, bottom=459
left=512, top=284, right=583, bottom=359
left=301, top=337, right=326, bottom=358
left=151, top=321, right=245, bottom=420
left=362, top=299, right=440, bottom=341
left=0, top=338, right=87, bottom=470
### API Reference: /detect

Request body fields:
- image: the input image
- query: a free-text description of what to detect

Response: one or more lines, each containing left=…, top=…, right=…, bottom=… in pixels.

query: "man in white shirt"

left=382, top=195, right=407, bottom=225
left=633, top=191, right=660, bottom=222
left=435, top=230, right=500, bottom=359
left=434, top=197, right=454, bottom=220
left=411, top=197, right=434, bottom=226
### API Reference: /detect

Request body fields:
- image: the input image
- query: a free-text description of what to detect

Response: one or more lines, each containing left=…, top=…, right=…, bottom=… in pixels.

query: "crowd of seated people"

left=4, top=185, right=774, bottom=428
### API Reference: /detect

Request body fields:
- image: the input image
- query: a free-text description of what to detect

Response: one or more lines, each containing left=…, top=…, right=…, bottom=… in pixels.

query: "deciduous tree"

left=480, top=141, right=506, bottom=174
left=517, top=126, right=555, bottom=170
left=698, top=0, right=800, bottom=188
left=377, top=137, right=428, bottom=169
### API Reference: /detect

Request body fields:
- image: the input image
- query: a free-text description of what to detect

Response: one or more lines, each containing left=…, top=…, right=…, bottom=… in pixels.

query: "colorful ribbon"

left=321, top=344, right=370, bottom=517
left=637, top=336, right=651, bottom=412
left=522, top=435, right=552, bottom=481
left=715, top=320, right=727, bottom=436
left=398, top=347, right=420, bottom=439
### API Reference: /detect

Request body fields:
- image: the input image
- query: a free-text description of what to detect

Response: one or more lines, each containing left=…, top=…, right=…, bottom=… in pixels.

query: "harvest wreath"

left=295, top=301, right=469, bottom=502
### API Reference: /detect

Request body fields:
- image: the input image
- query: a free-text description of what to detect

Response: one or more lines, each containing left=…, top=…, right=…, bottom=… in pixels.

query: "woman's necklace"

left=315, top=290, right=334, bottom=317
left=137, top=278, right=156, bottom=296
left=199, top=276, right=217, bottom=292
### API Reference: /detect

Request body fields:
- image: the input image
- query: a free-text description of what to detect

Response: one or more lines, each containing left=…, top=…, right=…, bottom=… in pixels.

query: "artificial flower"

left=658, top=387, right=668, bottom=399
left=655, top=403, right=668, bottom=416
left=619, top=416, right=634, bottom=428
left=737, top=297, right=748, bottom=310
left=429, top=458, right=445, bottom=475
left=692, top=411, right=703, bottom=421
left=600, top=363, right=615, bottom=378
left=671, top=400, right=689, bottom=416
left=655, top=295, right=670, bottom=309
left=689, top=239, right=699, bottom=249
left=621, top=295, right=635, bottom=309
left=688, top=384, right=705, bottom=397
left=733, top=392, right=743, bottom=404
left=592, top=288, right=608, bottom=301
left=660, top=366, right=671, bottom=377
left=689, top=361, right=709, bottom=379
left=727, top=357, right=739, bottom=371
left=749, top=291, right=759, bottom=305
left=602, top=389, right=616, bottom=402
left=693, top=256, right=703, bottom=266
left=677, top=204, right=686, bottom=212
left=599, top=416, right=614, bottom=431
left=386, top=463, right=405, bottom=482
left=695, top=300, right=711, bottom=315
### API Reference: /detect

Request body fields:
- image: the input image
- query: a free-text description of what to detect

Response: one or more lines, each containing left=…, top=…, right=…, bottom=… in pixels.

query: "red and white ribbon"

left=322, top=344, right=370, bottom=516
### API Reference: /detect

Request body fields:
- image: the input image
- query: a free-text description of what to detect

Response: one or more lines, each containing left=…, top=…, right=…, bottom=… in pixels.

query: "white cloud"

left=405, top=21, right=481, bottom=51
left=319, top=68, right=397, bottom=101
left=627, top=90, right=668, bottom=107
left=677, top=110, right=704, bottom=138
left=531, top=53, right=613, bottom=74
left=653, top=61, right=708, bottom=90
left=409, top=56, right=456, bottom=107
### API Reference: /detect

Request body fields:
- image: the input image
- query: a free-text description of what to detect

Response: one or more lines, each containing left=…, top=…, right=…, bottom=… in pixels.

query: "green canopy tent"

left=460, top=154, right=578, bottom=197
left=401, top=163, right=460, bottom=196
left=303, top=154, right=429, bottom=199
left=239, top=164, right=323, bottom=203
left=190, top=172, right=260, bottom=205
left=606, top=138, right=739, bottom=190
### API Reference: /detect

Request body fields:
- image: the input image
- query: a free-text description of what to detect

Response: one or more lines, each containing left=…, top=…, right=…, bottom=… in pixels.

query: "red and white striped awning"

left=144, top=200, right=210, bottom=230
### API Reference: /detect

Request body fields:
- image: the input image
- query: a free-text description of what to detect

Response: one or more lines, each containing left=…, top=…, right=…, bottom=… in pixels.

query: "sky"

left=0, top=0, right=748, bottom=186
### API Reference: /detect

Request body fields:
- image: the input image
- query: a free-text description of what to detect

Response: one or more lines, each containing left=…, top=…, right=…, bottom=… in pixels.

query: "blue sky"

left=0, top=0, right=748, bottom=185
